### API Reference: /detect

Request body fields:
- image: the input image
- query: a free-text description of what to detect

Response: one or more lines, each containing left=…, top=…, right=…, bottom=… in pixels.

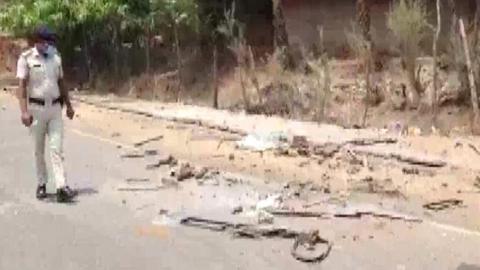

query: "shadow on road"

left=458, top=264, right=480, bottom=270
left=40, top=187, right=98, bottom=204
left=75, top=187, right=99, bottom=196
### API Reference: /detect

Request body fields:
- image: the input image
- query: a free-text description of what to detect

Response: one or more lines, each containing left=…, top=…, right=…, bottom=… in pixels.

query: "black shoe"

left=56, top=186, right=77, bottom=203
left=36, top=185, right=47, bottom=200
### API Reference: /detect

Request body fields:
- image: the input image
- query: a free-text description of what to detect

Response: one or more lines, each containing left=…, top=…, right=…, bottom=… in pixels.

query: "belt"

left=29, top=97, right=63, bottom=106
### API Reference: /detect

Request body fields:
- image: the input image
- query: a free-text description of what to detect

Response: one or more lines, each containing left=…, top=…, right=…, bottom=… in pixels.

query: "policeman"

left=16, top=26, right=76, bottom=202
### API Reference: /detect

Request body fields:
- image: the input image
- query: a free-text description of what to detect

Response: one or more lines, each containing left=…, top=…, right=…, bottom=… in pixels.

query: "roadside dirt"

left=2, top=90, right=480, bottom=267
left=61, top=94, right=480, bottom=232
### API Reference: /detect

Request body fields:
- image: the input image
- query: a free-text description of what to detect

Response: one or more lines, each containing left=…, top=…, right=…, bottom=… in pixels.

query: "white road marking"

left=69, top=128, right=136, bottom=150
left=427, top=220, right=480, bottom=238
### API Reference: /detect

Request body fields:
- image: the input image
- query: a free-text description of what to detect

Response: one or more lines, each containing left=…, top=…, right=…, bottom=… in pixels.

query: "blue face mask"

left=46, top=45, right=57, bottom=56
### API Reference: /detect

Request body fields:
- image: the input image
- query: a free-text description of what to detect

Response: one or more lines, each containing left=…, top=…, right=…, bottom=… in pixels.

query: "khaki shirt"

left=16, top=47, right=64, bottom=100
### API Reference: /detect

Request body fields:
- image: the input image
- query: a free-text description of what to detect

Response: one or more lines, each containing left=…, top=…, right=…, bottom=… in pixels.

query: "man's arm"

left=57, top=56, right=74, bottom=119
left=17, top=78, right=28, bottom=114
left=58, top=78, right=71, bottom=108
left=16, top=54, right=33, bottom=126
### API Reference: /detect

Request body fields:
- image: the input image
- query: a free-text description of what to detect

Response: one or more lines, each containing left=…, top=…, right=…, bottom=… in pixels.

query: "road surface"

left=1, top=93, right=479, bottom=270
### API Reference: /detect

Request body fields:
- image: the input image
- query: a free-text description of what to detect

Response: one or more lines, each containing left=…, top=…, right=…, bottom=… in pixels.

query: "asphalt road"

left=1, top=95, right=480, bottom=270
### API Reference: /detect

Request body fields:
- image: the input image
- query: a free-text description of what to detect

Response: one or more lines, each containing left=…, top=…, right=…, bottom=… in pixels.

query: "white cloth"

left=16, top=47, right=64, bottom=100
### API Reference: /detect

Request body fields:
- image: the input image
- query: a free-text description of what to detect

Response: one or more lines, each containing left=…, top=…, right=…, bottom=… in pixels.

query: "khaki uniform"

left=17, top=47, right=67, bottom=189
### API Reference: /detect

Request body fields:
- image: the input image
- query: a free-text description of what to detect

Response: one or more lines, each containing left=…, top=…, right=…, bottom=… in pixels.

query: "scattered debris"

left=266, top=204, right=422, bottom=223
left=313, top=143, right=341, bottom=158
left=291, top=136, right=309, bottom=148
left=455, top=139, right=480, bottom=155
left=468, top=143, right=480, bottom=155
left=351, top=177, right=405, bottom=198
left=111, top=132, right=121, bottom=137
left=133, top=135, right=164, bottom=148
left=232, top=206, right=243, bottom=215
left=180, top=216, right=332, bottom=264
left=161, top=177, right=179, bottom=188
left=224, top=176, right=242, bottom=186
left=229, top=153, right=235, bottom=161
left=474, top=176, right=480, bottom=189
left=121, top=151, right=145, bottom=159
left=257, top=210, right=275, bottom=224
left=291, top=230, right=333, bottom=263
left=402, top=167, right=420, bottom=175
left=144, top=149, right=159, bottom=156
left=256, top=194, right=283, bottom=211
left=153, top=211, right=186, bottom=227
left=298, top=161, right=310, bottom=167
left=351, top=147, right=447, bottom=167
left=194, top=167, right=209, bottom=179
left=125, top=178, right=150, bottom=183
left=146, top=155, right=177, bottom=170
left=237, top=132, right=288, bottom=152
left=177, top=163, right=195, bottom=181
left=423, top=199, right=464, bottom=211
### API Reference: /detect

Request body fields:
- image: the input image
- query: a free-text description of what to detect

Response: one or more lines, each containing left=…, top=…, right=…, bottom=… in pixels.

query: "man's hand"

left=66, top=106, right=75, bottom=120
left=21, top=112, right=33, bottom=127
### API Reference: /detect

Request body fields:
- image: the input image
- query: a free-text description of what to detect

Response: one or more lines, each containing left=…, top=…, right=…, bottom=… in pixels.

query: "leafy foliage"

left=387, top=0, right=429, bottom=99
left=0, top=0, right=199, bottom=81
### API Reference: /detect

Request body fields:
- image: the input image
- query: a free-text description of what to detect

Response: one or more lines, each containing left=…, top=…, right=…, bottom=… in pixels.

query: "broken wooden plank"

left=350, top=147, right=447, bottom=167
left=134, top=135, right=164, bottom=148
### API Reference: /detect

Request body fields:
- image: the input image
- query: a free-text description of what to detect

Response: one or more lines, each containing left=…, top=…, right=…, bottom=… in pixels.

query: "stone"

left=194, top=167, right=208, bottom=179
left=177, top=163, right=194, bottom=181
left=232, top=206, right=243, bottom=215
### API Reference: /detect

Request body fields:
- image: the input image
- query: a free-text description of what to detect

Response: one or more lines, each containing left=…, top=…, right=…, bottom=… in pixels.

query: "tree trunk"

left=248, top=46, right=262, bottom=104
left=449, top=0, right=470, bottom=102
left=82, top=25, right=92, bottom=89
left=432, top=0, right=441, bottom=121
left=272, top=0, right=289, bottom=49
left=145, top=27, right=151, bottom=75
left=319, top=28, right=330, bottom=122
left=405, top=50, right=420, bottom=108
left=173, top=23, right=183, bottom=102
left=460, top=19, right=480, bottom=130
left=272, top=0, right=293, bottom=69
left=361, top=45, right=371, bottom=127
left=472, top=0, right=480, bottom=50
left=356, top=0, right=371, bottom=42
left=212, top=46, right=219, bottom=109
left=239, top=67, right=250, bottom=110
left=112, top=23, right=120, bottom=88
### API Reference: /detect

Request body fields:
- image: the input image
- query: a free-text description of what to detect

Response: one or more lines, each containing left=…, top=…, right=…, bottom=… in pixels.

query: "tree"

left=356, top=0, right=371, bottom=42
left=387, top=0, right=429, bottom=108
left=432, top=0, right=441, bottom=123
left=0, top=0, right=199, bottom=91
left=153, top=0, right=199, bottom=101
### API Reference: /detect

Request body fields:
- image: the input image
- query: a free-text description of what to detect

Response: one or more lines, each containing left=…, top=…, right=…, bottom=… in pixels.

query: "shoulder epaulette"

left=20, top=48, right=34, bottom=58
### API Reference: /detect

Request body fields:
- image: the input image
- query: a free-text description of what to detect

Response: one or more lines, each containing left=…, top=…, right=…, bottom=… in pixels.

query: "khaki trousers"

left=29, top=103, right=67, bottom=189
